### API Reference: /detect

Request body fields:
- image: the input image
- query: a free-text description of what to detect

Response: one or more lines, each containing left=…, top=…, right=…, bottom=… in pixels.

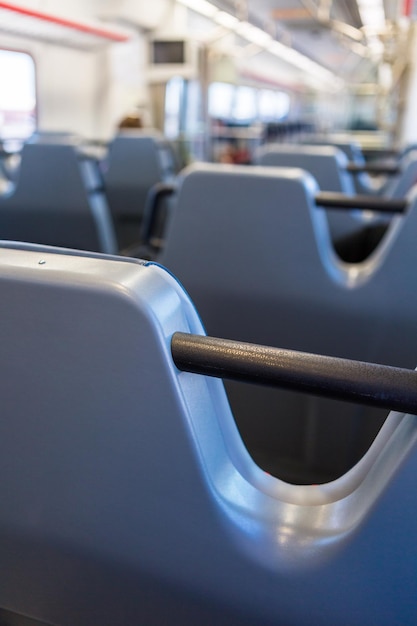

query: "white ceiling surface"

left=215, top=0, right=407, bottom=80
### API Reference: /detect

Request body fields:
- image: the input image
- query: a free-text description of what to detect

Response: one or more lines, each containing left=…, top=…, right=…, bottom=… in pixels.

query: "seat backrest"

left=255, top=143, right=368, bottom=241
left=399, top=141, right=417, bottom=159
left=332, top=141, right=366, bottom=164
left=0, top=140, right=20, bottom=189
left=0, top=242, right=246, bottom=621
left=103, top=129, right=177, bottom=248
left=0, top=160, right=13, bottom=194
left=306, top=137, right=394, bottom=195
left=348, top=147, right=417, bottom=198
left=0, top=139, right=117, bottom=253
left=306, top=139, right=374, bottom=195
left=160, top=162, right=417, bottom=483
left=103, top=131, right=177, bottom=209
left=306, top=137, right=366, bottom=164
left=320, top=141, right=417, bottom=199
left=2, top=242, right=417, bottom=625
left=256, top=143, right=355, bottom=194
left=382, top=148, right=417, bottom=198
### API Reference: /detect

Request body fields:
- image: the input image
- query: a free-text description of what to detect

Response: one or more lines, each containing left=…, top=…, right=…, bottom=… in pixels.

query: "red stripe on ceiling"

left=0, top=1, right=129, bottom=41
left=404, top=0, right=413, bottom=16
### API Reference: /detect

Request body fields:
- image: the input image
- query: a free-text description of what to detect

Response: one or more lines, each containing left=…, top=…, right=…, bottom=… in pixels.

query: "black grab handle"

left=315, top=191, right=408, bottom=213
left=346, top=162, right=401, bottom=175
left=171, top=332, right=417, bottom=415
left=140, top=182, right=178, bottom=247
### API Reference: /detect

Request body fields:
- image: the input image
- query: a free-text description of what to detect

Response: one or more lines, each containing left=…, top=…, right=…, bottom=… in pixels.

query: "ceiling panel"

left=213, top=0, right=406, bottom=80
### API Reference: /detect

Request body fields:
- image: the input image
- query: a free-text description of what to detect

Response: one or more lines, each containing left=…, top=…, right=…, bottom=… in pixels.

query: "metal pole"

left=346, top=162, right=400, bottom=175
left=315, top=191, right=407, bottom=213
left=171, top=332, right=417, bottom=414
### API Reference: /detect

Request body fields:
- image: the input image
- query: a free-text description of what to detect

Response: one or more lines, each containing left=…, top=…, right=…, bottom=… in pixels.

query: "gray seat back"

left=331, top=140, right=365, bottom=164
left=342, top=145, right=417, bottom=197
left=0, top=139, right=117, bottom=253
left=103, top=130, right=177, bottom=248
left=255, top=144, right=370, bottom=240
left=313, top=139, right=417, bottom=199
left=160, top=163, right=417, bottom=483
left=382, top=148, right=417, bottom=197
left=257, top=143, right=354, bottom=193
left=1, top=242, right=417, bottom=625
left=0, top=142, right=19, bottom=190
left=306, top=137, right=366, bottom=163
left=306, top=138, right=374, bottom=195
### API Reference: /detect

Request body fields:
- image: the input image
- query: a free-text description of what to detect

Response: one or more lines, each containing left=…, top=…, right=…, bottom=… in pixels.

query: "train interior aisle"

left=1, top=0, right=417, bottom=624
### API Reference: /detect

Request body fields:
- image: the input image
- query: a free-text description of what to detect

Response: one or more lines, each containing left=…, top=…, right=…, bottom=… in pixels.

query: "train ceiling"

left=0, top=1, right=130, bottom=50
left=214, top=0, right=412, bottom=81
left=0, top=0, right=412, bottom=86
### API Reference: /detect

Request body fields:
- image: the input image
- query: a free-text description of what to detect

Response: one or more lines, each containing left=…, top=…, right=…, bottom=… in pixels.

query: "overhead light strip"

left=177, top=0, right=342, bottom=87
left=356, top=0, right=385, bottom=29
left=177, top=0, right=218, bottom=18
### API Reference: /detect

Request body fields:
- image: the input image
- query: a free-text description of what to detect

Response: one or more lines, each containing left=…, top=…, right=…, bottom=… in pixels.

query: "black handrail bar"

left=171, top=332, right=417, bottom=415
left=362, top=148, right=399, bottom=159
left=346, top=162, right=400, bottom=175
left=315, top=191, right=407, bottom=213
left=140, top=182, right=178, bottom=246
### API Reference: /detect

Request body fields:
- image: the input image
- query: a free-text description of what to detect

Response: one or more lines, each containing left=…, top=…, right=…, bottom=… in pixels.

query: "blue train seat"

left=262, top=141, right=417, bottom=199
left=0, top=143, right=18, bottom=193
left=0, top=134, right=117, bottom=254
left=307, top=137, right=365, bottom=162
left=160, top=162, right=417, bottom=483
left=102, top=130, right=178, bottom=249
left=378, top=148, right=417, bottom=197
left=256, top=143, right=355, bottom=193
left=1, top=241, right=417, bottom=625
left=322, top=140, right=417, bottom=198
left=255, top=143, right=378, bottom=240
left=303, top=137, right=384, bottom=194
left=315, top=139, right=417, bottom=197
left=255, top=142, right=414, bottom=260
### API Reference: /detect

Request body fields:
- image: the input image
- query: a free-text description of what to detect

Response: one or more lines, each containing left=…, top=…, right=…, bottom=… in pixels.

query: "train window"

left=0, top=49, right=36, bottom=148
left=183, top=79, right=201, bottom=134
left=259, top=89, right=290, bottom=121
left=258, top=89, right=277, bottom=121
left=276, top=91, right=290, bottom=120
left=233, top=86, right=257, bottom=122
left=164, top=76, right=185, bottom=139
left=208, top=82, right=235, bottom=119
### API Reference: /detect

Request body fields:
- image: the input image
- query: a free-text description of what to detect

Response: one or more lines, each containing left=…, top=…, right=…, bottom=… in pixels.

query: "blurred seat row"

left=0, top=129, right=179, bottom=254
left=1, top=130, right=415, bottom=257
left=2, top=128, right=417, bottom=623
left=1, top=129, right=417, bottom=483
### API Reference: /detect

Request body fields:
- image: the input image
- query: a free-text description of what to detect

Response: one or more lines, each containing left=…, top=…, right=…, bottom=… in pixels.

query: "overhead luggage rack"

left=0, top=1, right=130, bottom=50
